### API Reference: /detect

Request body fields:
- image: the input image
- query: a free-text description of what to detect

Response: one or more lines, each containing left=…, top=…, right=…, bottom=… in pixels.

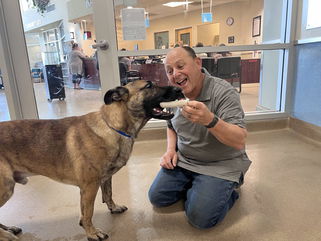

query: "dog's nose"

left=173, top=87, right=182, bottom=94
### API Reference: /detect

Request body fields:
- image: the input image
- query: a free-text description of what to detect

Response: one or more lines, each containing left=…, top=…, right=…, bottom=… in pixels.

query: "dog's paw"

left=0, top=229, right=19, bottom=241
left=110, top=205, right=128, bottom=214
left=8, top=226, right=22, bottom=236
left=87, top=228, right=109, bottom=241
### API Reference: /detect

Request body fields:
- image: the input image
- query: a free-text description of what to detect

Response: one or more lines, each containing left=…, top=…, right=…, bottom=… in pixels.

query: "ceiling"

left=114, top=0, right=248, bottom=20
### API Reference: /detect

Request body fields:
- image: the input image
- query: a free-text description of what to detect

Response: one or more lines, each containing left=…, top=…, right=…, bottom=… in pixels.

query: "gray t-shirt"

left=168, top=71, right=251, bottom=183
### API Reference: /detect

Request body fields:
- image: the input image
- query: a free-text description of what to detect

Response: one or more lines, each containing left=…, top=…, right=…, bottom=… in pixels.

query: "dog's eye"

left=142, top=81, right=153, bottom=90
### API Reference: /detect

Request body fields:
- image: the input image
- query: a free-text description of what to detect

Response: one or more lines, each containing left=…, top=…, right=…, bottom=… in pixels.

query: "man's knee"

left=148, top=187, right=162, bottom=207
left=148, top=189, right=169, bottom=207
left=185, top=208, right=221, bottom=229
left=148, top=186, right=180, bottom=207
left=185, top=192, right=239, bottom=229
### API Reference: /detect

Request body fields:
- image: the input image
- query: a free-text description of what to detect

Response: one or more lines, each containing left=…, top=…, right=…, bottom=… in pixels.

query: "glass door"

left=1, top=0, right=294, bottom=124
left=18, top=0, right=110, bottom=119
left=0, top=69, right=10, bottom=121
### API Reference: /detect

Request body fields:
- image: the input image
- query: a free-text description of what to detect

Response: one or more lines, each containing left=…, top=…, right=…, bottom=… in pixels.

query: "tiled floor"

left=1, top=129, right=321, bottom=241
left=0, top=83, right=259, bottom=121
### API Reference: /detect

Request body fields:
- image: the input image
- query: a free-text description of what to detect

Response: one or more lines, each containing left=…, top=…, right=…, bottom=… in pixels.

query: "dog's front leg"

left=79, top=182, right=108, bottom=241
left=101, top=177, right=128, bottom=214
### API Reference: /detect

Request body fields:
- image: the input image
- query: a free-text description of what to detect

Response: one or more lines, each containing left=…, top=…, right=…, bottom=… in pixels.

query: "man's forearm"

left=166, top=128, right=177, bottom=152
left=208, top=118, right=247, bottom=150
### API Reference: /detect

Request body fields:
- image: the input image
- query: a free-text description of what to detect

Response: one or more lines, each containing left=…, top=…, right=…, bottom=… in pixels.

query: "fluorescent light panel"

left=163, top=1, right=193, bottom=8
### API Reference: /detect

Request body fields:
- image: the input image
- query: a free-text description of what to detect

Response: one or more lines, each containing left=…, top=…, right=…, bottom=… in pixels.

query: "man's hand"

left=160, top=150, right=177, bottom=169
left=181, top=101, right=214, bottom=126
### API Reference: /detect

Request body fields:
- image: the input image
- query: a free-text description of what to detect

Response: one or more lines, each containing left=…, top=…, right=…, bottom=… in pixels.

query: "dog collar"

left=110, top=127, right=133, bottom=138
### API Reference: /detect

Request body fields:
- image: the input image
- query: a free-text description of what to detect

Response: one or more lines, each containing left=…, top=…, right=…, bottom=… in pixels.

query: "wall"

left=291, top=43, right=321, bottom=127
left=197, top=23, right=220, bottom=46
left=290, top=0, right=321, bottom=128
left=118, top=0, right=263, bottom=50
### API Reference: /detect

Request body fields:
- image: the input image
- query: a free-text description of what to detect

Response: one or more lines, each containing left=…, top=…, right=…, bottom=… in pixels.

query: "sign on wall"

left=121, top=8, right=146, bottom=41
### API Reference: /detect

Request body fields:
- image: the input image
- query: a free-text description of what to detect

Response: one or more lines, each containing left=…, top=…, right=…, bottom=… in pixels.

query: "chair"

left=119, top=62, right=141, bottom=86
left=216, top=57, right=242, bottom=92
left=119, top=62, right=128, bottom=85
left=201, top=58, right=217, bottom=76
left=126, top=70, right=141, bottom=83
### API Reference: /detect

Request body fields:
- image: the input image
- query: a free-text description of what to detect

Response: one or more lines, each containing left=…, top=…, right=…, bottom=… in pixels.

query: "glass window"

left=122, top=48, right=285, bottom=113
left=306, top=0, right=321, bottom=29
left=0, top=69, right=10, bottom=121
left=113, top=0, right=290, bottom=115
left=19, top=0, right=101, bottom=119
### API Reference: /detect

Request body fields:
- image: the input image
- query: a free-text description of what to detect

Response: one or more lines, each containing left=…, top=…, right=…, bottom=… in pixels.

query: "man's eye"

left=167, top=69, right=173, bottom=75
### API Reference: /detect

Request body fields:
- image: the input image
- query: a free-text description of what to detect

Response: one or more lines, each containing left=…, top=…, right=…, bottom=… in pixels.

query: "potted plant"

left=28, top=0, right=50, bottom=14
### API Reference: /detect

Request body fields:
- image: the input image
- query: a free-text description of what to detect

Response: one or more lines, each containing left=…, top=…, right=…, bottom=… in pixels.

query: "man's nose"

left=173, top=68, right=180, bottom=77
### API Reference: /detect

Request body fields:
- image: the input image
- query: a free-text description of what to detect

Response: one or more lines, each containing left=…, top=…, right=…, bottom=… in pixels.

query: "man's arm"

left=206, top=113, right=247, bottom=150
left=160, top=127, right=178, bottom=169
left=182, top=101, right=247, bottom=150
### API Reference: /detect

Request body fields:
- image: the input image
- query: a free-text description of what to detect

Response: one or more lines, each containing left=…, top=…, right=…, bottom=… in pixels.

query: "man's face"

left=164, top=48, right=203, bottom=99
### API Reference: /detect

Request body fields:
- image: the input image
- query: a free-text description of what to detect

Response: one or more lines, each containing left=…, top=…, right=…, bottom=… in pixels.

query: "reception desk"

left=241, top=59, right=260, bottom=83
left=83, top=58, right=101, bottom=89
left=131, top=63, right=168, bottom=86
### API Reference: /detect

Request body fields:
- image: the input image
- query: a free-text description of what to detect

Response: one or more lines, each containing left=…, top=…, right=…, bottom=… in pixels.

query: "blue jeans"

left=148, top=167, right=239, bottom=229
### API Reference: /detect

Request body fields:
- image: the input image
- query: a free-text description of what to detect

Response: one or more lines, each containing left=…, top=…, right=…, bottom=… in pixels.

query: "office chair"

left=119, top=62, right=141, bottom=86
left=119, top=62, right=128, bottom=85
left=216, top=57, right=242, bottom=93
left=201, top=58, right=217, bottom=76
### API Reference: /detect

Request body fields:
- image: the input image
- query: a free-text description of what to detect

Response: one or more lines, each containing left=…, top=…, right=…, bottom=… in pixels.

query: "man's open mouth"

left=176, top=78, right=187, bottom=86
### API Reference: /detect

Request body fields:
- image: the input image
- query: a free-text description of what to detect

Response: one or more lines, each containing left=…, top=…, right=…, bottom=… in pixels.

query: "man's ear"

left=104, top=87, right=129, bottom=104
left=195, top=57, right=202, bottom=68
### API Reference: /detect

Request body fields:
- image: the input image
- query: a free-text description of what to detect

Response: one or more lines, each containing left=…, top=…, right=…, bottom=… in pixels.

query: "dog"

left=0, top=80, right=184, bottom=241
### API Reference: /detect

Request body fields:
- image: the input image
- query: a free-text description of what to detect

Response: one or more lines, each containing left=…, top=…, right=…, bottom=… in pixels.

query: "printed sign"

left=121, top=8, right=146, bottom=40
left=202, top=12, right=213, bottom=23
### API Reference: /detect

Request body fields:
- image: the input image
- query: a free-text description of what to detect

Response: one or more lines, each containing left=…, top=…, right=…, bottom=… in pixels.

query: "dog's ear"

left=104, top=87, right=129, bottom=105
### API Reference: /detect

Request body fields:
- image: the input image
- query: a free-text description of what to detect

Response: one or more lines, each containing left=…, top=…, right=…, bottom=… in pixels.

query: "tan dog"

left=0, top=80, right=184, bottom=241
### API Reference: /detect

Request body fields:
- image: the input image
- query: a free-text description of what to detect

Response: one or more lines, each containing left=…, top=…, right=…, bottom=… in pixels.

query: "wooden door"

left=176, top=27, right=192, bottom=46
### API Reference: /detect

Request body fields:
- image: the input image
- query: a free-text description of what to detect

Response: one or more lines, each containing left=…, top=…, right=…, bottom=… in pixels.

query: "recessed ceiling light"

left=163, top=1, right=193, bottom=8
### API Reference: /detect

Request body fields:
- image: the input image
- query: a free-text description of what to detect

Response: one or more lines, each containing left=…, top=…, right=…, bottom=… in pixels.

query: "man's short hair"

left=181, top=46, right=197, bottom=59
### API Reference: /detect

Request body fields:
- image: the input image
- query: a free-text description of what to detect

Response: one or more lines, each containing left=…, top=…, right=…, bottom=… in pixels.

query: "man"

left=148, top=46, right=251, bottom=229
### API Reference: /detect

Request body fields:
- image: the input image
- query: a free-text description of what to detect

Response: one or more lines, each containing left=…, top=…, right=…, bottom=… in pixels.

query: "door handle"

left=92, top=40, right=109, bottom=50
